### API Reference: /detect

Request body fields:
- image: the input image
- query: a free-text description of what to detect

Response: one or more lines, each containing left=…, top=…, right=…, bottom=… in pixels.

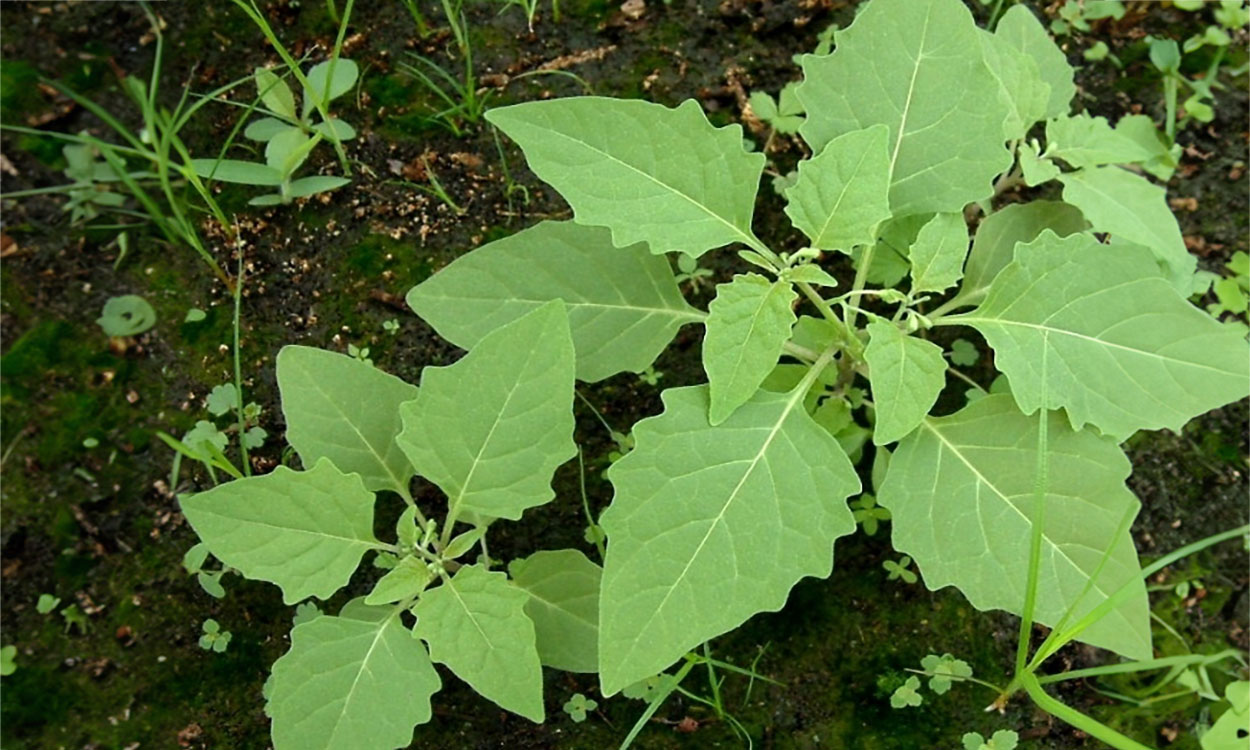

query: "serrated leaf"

left=276, top=346, right=418, bottom=495
left=413, top=565, right=544, bottom=721
left=396, top=301, right=576, bottom=521
left=960, top=201, right=1088, bottom=305
left=979, top=29, right=1050, bottom=141
left=598, top=385, right=859, bottom=694
left=1045, top=115, right=1154, bottom=169
left=865, top=322, right=947, bottom=445
left=510, top=549, right=601, bottom=673
left=302, top=58, right=359, bottom=118
left=268, top=599, right=440, bottom=750
left=365, top=557, right=432, bottom=605
left=486, top=98, right=765, bottom=257
left=877, top=395, right=1150, bottom=660
left=909, top=213, right=968, bottom=294
left=950, top=231, right=1250, bottom=438
left=703, top=274, right=798, bottom=425
left=796, top=0, right=1012, bottom=215
left=783, top=125, right=891, bottom=252
left=995, top=5, right=1075, bottom=119
left=179, top=459, right=382, bottom=604
left=406, top=221, right=702, bottom=382
left=1059, top=166, right=1195, bottom=292
left=255, top=68, right=297, bottom=121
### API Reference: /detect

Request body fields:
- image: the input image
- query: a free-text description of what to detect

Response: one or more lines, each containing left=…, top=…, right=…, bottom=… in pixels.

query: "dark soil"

left=1, top=1, right=1246, bottom=749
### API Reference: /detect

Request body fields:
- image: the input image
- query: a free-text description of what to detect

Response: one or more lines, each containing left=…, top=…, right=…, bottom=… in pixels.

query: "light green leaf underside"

left=704, top=274, right=798, bottom=425
left=413, top=565, right=544, bottom=721
left=397, top=301, right=576, bottom=521
left=365, top=557, right=432, bottom=606
left=1018, top=141, right=1061, bottom=187
left=960, top=200, right=1088, bottom=305
left=864, top=322, right=947, bottom=445
left=599, top=385, right=860, bottom=695
left=952, top=231, right=1250, bottom=439
left=179, top=459, right=380, bottom=605
left=406, top=221, right=702, bottom=382
left=268, top=599, right=440, bottom=750
left=796, top=0, right=1012, bottom=216
left=978, top=28, right=1050, bottom=141
left=909, top=212, right=968, bottom=294
left=878, top=395, right=1151, bottom=661
left=486, top=97, right=765, bottom=257
left=277, top=346, right=418, bottom=495
left=783, top=124, right=892, bottom=252
left=1046, top=114, right=1154, bottom=170
left=509, top=549, right=602, bottom=673
left=994, top=4, right=1076, bottom=119
left=1058, top=166, right=1195, bottom=292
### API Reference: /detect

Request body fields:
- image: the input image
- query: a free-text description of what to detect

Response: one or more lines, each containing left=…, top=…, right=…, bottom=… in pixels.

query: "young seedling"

left=0, top=646, right=16, bottom=677
left=35, top=594, right=61, bottom=615
left=962, top=730, right=1019, bottom=750
left=199, top=619, right=233, bottom=653
left=96, top=295, right=156, bottom=338
left=561, top=692, right=597, bottom=723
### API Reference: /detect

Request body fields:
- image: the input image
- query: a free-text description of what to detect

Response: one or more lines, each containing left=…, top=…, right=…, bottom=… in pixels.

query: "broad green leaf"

left=1113, top=114, right=1178, bottom=181
left=1045, top=114, right=1154, bottom=169
left=180, top=459, right=382, bottom=604
left=276, top=346, right=418, bottom=495
left=266, top=128, right=313, bottom=176
left=413, top=565, right=544, bottom=721
left=796, top=0, right=1012, bottom=215
left=486, top=98, right=765, bottom=257
left=396, top=301, right=576, bottom=521
left=268, top=599, right=440, bottom=750
left=364, top=557, right=432, bottom=605
left=950, top=231, right=1250, bottom=438
left=255, top=68, right=297, bottom=120
left=878, top=395, right=1150, bottom=660
left=406, top=221, right=702, bottom=382
left=1018, top=141, right=1060, bottom=187
left=245, top=117, right=296, bottom=142
left=783, top=124, right=891, bottom=252
left=959, top=200, right=1088, bottom=305
left=189, top=159, right=282, bottom=186
left=598, top=385, right=859, bottom=695
left=1202, top=680, right=1250, bottom=750
left=509, top=549, right=601, bottom=673
left=995, top=4, right=1075, bottom=119
left=855, top=213, right=932, bottom=287
left=302, top=58, right=360, bottom=118
left=864, top=322, right=947, bottom=445
left=703, top=273, right=798, bottom=425
left=978, top=29, right=1050, bottom=141
left=1059, top=166, right=1195, bottom=292
left=289, top=176, right=350, bottom=197
left=909, top=213, right=968, bottom=294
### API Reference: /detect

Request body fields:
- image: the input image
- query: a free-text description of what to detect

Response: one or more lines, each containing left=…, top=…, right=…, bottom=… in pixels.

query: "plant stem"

left=232, top=245, right=251, bottom=476
left=1021, top=673, right=1154, bottom=750
left=577, top=449, right=606, bottom=561
left=1036, top=650, right=1244, bottom=685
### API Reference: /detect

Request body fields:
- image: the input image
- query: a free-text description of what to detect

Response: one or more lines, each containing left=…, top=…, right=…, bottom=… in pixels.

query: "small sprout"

left=962, top=729, right=1019, bottom=750
left=562, top=692, right=598, bottom=723
left=382, top=318, right=400, bottom=335
left=184, top=308, right=207, bottom=323
left=293, top=602, right=323, bottom=626
left=949, top=338, right=979, bottom=367
left=851, top=494, right=891, bottom=536
left=206, top=384, right=239, bottom=417
left=97, top=295, right=156, bottom=337
left=0, top=645, right=16, bottom=676
left=182, top=420, right=228, bottom=462
left=198, top=571, right=227, bottom=599
left=243, top=402, right=263, bottom=422
left=674, top=254, right=715, bottom=292
left=890, top=676, right=923, bottom=708
left=199, top=619, right=233, bottom=652
left=638, top=366, right=664, bottom=387
left=62, top=604, right=89, bottom=635
left=584, top=523, right=606, bottom=547
left=241, top=426, right=268, bottom=450
left=621, top=674, right=666, bottom=702
left=82, top=437, right=99, bottom=449
left=883, top=556, right=917, bottom=584
left=348, top=343, right=373, bottom=366
left=182, top=543, right=210, bottom=575
left=36, top=594, right=61, bottom=615
left=1083, top=40, right=1110, bottom=62
left=920, top=653, right=973, bottom=694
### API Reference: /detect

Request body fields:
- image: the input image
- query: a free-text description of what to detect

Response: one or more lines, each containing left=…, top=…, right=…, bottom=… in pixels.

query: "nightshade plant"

left=178, top=0, right=1249, bottom=747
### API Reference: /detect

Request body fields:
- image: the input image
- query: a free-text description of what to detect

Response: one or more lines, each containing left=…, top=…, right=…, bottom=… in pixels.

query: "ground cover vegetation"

left=1, top=0, right=1247, bottom=748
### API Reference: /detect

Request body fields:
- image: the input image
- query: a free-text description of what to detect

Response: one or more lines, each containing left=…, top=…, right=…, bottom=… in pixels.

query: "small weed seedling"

left=0, top=646, right=16, bottom=677
left=199, top=619, right=233, bottom=653
left=561, top=692, right=597, bottom=723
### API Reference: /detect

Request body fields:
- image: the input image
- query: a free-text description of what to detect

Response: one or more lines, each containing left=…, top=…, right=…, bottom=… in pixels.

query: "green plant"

left=962, top=729, right=1019, bottom=750
left=198, top=619, right=233, bottom=652
left=0, top=645, right=16, bottom=677
left=96, top=295, right=157, bottom=337
left=190, top=61, right=357, bottom=205
left=561, top=692, right=597, bottom=722
left=35, top=594, right=60, bottom=615
left=179, top=304, right=602, bottom=749
left=402, top=0, right=1247, bottom=745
